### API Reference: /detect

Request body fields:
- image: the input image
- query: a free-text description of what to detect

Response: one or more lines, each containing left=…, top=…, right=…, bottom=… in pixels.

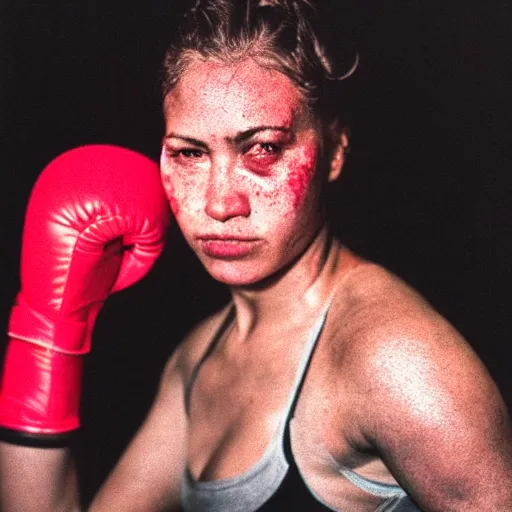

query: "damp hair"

left=161, top=0, right=358, bottom=125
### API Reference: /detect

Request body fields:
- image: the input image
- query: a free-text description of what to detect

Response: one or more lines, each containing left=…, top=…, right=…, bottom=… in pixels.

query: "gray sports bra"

left=182, top=303, right=422, bottom=511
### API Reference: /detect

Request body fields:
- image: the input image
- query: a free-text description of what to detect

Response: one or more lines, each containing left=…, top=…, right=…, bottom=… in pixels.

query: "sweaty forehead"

left=163, top=58, right=306, bottom=136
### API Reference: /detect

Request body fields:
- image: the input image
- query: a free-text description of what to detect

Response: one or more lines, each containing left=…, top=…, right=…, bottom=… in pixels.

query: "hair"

left=161, top=0, right=358, bottom=127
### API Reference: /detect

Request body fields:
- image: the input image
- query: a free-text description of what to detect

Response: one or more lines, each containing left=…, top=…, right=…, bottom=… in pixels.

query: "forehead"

left=163, top=58, right=307, bottom=136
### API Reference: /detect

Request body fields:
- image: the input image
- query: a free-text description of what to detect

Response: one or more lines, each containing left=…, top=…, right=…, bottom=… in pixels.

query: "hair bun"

left=254, top=0, right=359, bottom=80
left=163, top=0, right=358, bottom=122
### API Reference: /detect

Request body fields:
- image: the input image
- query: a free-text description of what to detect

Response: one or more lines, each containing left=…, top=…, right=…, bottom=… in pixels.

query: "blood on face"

left=160, top=58, right=333, bottom=285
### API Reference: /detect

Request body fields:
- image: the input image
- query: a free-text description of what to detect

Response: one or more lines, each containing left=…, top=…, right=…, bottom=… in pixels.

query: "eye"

left=163, top=146, right=206, bottom=165
left=242, top=142, right=284, bottom=175
left=245, top=142, right=283, bottom=160
left=262, top=143, right=279, bottom=153
left=255, top=143, right=281, bottom=157
left=177, top=148, right=204, bottom=158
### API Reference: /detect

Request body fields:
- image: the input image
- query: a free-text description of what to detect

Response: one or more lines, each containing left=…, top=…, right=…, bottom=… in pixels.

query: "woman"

left=1, top=1, right=511, bottom=511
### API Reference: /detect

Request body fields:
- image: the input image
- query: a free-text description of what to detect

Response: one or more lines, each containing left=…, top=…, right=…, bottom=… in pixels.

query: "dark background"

left=1, top=0, right=510, bottom=505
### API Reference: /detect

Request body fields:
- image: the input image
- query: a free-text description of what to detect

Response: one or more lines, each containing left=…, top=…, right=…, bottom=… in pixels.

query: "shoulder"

left=162, top=302, right=233, bottom=384
left=330, top=255, right=498, bottom=418
left=330, top=254, right=469, bottom=366
left=328, top=255, right=512, bottom=508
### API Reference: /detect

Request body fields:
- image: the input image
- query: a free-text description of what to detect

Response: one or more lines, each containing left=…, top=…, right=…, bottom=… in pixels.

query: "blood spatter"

left=286, top=149, right=317, bottom=209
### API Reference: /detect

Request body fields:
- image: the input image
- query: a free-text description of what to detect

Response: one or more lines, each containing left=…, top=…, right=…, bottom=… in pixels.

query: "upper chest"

left=186, top=311, right=370, bottom=479
left=185, top=311, right=404, bottom=512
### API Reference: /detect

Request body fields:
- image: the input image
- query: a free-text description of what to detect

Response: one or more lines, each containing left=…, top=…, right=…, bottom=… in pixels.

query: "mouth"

left=197, top=235, right=262, bottom=259
left=197, top=234, right=260, bottom=241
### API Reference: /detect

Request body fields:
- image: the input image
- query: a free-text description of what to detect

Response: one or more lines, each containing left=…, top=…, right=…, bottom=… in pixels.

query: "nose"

left=205, top=159, right=250, bottom=222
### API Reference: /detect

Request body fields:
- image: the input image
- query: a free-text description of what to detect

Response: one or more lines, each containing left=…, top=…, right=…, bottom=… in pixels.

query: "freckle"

left=161, top=175, right=180, bottom=217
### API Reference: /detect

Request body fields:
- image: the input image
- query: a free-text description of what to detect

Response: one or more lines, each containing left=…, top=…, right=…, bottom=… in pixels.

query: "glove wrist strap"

left=8, top=297, right=90, bottom=355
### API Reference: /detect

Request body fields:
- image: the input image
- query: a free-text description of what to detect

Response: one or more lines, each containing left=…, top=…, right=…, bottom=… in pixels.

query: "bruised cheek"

left=250, top=149, right=318, bottom=225
left=286, top=149, right=317, bottom=209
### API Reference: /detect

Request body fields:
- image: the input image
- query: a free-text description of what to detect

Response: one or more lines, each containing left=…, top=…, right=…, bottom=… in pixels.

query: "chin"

left=198, top=256, right=273, bottom=287
left=206, top=264, right=266, bottom=287
left=201, top=252, right=305, bottom=290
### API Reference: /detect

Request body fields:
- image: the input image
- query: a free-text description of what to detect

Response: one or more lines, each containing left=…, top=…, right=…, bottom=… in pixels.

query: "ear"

left=328, top=130, right=349, bottom=183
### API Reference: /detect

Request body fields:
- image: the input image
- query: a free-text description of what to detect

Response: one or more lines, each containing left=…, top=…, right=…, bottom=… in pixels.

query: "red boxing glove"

left=0, top=145, right=170, bottom=443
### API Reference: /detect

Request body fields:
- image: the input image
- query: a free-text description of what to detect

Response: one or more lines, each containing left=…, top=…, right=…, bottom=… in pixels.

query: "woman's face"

left=160, top=57, right=337, bottom=286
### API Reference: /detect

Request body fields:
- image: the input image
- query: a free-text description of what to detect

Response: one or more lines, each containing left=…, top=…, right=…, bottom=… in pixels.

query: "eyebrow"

left=165, top=125, right=292, bottom=148
left=232, top=126, right=292, bottom=144
left=164, top=133, right=208, bottom=149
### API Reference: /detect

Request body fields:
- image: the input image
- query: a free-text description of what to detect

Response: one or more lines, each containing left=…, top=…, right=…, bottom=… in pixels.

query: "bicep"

left=361, top=331, right=512, bottom=511
left=90, top=354, right=188, bottom=512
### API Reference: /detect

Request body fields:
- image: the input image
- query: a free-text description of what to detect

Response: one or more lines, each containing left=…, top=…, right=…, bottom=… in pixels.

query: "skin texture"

left=152, top=56, right=512, bottom=511
left=3, top=56, right=511, bottom=512
left=160, top=57, right=338, bottom=288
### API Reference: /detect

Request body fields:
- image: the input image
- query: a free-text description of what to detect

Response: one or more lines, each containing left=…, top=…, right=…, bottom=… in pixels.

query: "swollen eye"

left=247, top=143, right=281, bottom=159
left=260, top=143, right=279, bottom=154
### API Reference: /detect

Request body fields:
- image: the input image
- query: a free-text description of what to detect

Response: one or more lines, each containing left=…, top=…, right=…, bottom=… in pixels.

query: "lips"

left=197, top=235, right=261, bottom=259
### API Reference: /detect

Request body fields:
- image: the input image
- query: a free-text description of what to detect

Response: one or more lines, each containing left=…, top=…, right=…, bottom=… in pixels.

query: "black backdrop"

left=1, top=0, right=510, bottom=505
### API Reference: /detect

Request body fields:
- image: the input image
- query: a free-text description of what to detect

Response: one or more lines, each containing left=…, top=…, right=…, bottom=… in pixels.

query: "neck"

left=229, top=225, right=342, bottom=338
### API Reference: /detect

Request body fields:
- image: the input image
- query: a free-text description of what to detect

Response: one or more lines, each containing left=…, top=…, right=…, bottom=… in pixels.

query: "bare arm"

left=356, top=317, right=512, bottom=511
left=90, top=350, right=188, bottom=511
left=0, top=302, right=225, bottom=512
left=0, top=443, right=79, bottom=512
left=0, top=347, right=187, bottom=512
